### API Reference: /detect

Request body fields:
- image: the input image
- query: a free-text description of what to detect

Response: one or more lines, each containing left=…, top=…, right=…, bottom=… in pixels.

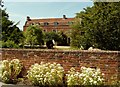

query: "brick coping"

left=1, top=48, right=120, bottom=53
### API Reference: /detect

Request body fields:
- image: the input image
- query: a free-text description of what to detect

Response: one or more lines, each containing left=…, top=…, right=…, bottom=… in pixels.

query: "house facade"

left=23, top=15, right=75, bottom=32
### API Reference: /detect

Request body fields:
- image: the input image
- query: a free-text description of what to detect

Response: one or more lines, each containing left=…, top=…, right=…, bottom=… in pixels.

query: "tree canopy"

left=44, top=31, right=69, bottom=46
left=44, top=31, right=60, bottom=42
left=24, top=25, right=43, bottom=47
left=71, top=2, right=120, bottom=50
left=1, top=8, right=24, bottom=48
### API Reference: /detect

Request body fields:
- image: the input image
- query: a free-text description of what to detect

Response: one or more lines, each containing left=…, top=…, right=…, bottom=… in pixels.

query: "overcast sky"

left=3, top=0, right=93, bottom=30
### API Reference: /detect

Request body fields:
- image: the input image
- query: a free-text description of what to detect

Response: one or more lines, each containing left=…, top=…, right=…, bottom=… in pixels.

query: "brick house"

left=23, top=15, right=75, bottom=33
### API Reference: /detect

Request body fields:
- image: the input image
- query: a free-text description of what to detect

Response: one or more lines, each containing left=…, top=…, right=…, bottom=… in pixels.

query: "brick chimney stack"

left=27, top=16, right=31, bottom=21
left=63, top=15, right=67, bottom=19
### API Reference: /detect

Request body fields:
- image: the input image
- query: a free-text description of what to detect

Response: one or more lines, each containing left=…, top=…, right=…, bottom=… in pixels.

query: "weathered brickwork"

left=1, top=49, right=120, bottom=84
left=23, top=15, right=75, bottom=32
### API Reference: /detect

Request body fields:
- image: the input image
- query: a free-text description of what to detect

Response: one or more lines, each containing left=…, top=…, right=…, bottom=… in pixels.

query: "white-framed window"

left=37, top=22, right=40, bottom=25
left=54, top=22, right=59, bottom=26
left=44, top=22, right=49, bottom=26
left=31, top=23, right=34, bottom=25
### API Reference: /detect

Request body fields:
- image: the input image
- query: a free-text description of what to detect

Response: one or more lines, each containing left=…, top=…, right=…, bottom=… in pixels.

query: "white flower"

left=27, top=62, right=64, bottom=86
left=93, top=81, right=97, bottom=84
left=66, top=67, right=104, bottom=86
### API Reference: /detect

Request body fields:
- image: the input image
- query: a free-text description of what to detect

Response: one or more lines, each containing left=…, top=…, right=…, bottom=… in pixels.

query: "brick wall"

left=1, top=49, right=120, bottom=84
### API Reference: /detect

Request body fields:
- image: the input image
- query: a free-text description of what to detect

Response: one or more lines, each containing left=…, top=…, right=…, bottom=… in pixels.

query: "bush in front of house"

left=66, top=67, right=82, bottom=86
left=66, top=67, right=104, bottom=86
left=0, top=40, right=19, bottom=48
left=0, top=61, right=3, bottom=80
left=27, top=62, right=64, bottom=86
left=1, top=59, right=23, bottom=84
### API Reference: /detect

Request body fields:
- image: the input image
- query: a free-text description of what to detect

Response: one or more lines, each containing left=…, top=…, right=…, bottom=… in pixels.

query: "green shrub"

left=110, top=73, right=120, bottom=86
left=1, top=59, right=23, bottom=84
left=66, top=67, right=82, bottom=86
left=66, top=67, right=104, bottom=86
left=0, top=41, right=2, bottom=48
left=0, top=61, right=3, bottom=80
left=1, top=40, right=19, bottom=48
left=27, top=62, right=64, bottom=86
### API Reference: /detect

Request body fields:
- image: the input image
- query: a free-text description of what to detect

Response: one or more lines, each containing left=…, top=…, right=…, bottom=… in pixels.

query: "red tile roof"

left=23, top=16, right=75, bottom=32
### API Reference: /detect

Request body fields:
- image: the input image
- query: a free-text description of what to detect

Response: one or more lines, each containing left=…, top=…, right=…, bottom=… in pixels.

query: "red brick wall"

left=1, top=49, right=120, bottom=84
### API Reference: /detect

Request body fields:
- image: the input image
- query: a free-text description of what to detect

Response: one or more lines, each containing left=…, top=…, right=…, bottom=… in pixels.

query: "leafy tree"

left=24, top=25, right=43, bottom=47
left=0, top=40, right=19, bottom=48
left=70, top=18, right=87, bottom=49
left=57, top=31, right=69, bottom=46
left=44, top=31, right=69, bottom=46
left=71, top=2, right=120, bottom=50
left=44, top=31, right=60, bottom=43
left=44, top=31, right=60, bottom=44
left=1, top=9, right=23, bottom=47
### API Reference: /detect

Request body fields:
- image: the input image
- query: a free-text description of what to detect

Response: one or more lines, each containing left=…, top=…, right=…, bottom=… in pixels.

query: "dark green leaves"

left=71, top=2, right=120, bottom=50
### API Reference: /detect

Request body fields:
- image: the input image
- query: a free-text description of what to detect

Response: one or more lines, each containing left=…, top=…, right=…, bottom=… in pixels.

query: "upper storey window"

left=30, top=22, right=40, bottom=26
left=36, top=22, right=40, bottom=25
left=44, top=22, right=49, bottom=26
left=31, top=23, right=34, bottom=25
left=54, top=22, right=59, bottom=26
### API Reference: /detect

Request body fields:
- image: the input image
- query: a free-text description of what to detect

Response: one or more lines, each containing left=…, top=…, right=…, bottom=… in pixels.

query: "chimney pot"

left=27, top=16, right=31, bottom=21
left=63, top=15, right=67, bottom=19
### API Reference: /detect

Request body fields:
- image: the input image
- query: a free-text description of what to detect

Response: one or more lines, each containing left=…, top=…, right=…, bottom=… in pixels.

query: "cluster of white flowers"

left=1, top=59, right=23, bottom=83
left=0, top=61, right=3, bottom=79
left=66, top=67, right=82, bottom=85
left=27, top=62, right=64, bottom=86
left=66, top=67, right=104, bottom=86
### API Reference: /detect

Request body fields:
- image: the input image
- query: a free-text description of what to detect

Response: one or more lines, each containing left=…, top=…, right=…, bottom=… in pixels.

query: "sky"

left=3, top=0, right=93, bottom=31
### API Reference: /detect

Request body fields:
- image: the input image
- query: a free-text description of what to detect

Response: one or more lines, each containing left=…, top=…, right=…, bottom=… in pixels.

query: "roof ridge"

left=30, top=17, right=74, bottom=20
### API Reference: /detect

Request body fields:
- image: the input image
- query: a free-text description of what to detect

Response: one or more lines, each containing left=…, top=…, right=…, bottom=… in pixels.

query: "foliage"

left=1, top=9, right=24, bottom=45
left=111, top=80, right=120, bottom=86
left=71, top=2, right=120, bottom=50
left=66, top=67, right=82, bottom=86
left=1, top=59, right=23, bottom=84
left=110, top=74, right=120, bottom=86
left=0, top=61, right=3, bottom=79
left=57, top=31, right=70, bottom=46
left=27, top=62, right=64, bottom=86
left=66, top=67, right=104, bottom=86
left=24, top=25, right=44, bottom=47
left=44, top=31, right=60, bottom=42
left=44, top=31, right=69, bottom=46
left=70, top=19, right=86, bottom=49
left=0, top=40, right=19, bottom=48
